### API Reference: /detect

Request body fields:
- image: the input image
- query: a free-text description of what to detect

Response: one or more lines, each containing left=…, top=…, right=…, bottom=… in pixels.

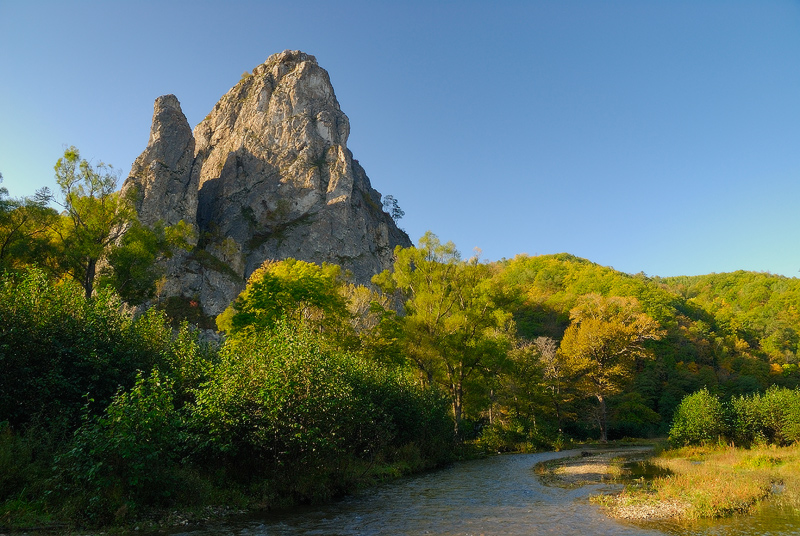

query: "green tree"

left=216, top=258, right=350, bottom=338
left=374, top=232, right=514, bottom=435
left=492, top=341, right=548, bottom=434
left=51, top=147, right=193, bottom=302
left=341, top=282, right=405, bottom=365
left=559, top=293, right=664, bottom=441
left=53, top=147, right=135, bottom=299
left=668, top=388, right=726, bottom=446
left=99, top=219, right=194, bottom=305
left=382, top=194, right=404, bottom=223
left=0, top=174, right=57, bottom=270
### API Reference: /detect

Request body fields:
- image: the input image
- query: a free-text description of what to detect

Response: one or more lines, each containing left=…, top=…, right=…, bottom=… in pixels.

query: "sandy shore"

left=535, top=445, right=689, bottom=520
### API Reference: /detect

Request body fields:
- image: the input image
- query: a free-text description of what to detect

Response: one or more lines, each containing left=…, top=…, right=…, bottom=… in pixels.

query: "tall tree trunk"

left=597, top=393, right=608, bottom=442
left=83, top=258, right=97, bottom=300
left=488, top=388, right=495, bottom=426
left=452, top=379, right=463, bottom=437
left=552, top=396, right=563, bottom=434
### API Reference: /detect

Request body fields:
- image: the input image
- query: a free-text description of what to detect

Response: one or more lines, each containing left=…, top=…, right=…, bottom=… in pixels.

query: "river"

left=167, top=449, right=800, bottom=536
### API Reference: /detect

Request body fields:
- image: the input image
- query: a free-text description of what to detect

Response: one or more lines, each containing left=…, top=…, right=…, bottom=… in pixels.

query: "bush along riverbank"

left=0, top=270, right=455, bottom=531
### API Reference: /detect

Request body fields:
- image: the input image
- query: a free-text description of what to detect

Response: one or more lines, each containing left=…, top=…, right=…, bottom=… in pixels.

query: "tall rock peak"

left=121, top=94, right=197, bottom=229
left=121, top=51, right=410, bottom=317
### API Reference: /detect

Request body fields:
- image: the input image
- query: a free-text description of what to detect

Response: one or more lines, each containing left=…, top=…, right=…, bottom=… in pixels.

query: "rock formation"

left=121, top=50, right=411, bottom=317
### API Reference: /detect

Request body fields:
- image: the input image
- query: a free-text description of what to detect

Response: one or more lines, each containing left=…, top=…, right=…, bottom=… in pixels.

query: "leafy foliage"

left=57, top=370, right=183, bottom=524
left=0, top=176, right=57, bottom=272
left=661, top=271, right=800, bottom=365
left=0, top=268, right=212, bottom=429
left=727, top=386, right=800, bottom=447
left=559, top=294, right=664, bottom=440
left=496, top=253, right=800, bottom=439
left=0, top=269, right=139, bottom=428
left=192, top=320, right=452, bottom=500
left=52, top=146, right=135, bottom=299
left=100, top=219, right=194, bottom=305
left=381, top=194, right=404, bottom=223
left=0, top=266, right=452, bottom=528
left=195, top=323, right=374, bottom=470
left=216, top=258, right=349, bottom=337
left=39, top=147, right=194, bottom=303
left=669, top=388, right=727, bottom=446
left=374, top=232, right=514, bottom=435
left=669, top=386, right=800, bottom=447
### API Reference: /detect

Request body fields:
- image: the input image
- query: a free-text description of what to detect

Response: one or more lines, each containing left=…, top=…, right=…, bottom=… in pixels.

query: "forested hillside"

left=660, top=271, right=800, bottom=368
left=493, top=254, right=800, bottom=441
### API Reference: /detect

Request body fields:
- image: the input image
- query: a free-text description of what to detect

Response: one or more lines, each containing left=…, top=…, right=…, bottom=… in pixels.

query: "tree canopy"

left=375, top=232, right=514, bottom=435
left=52, top=146, right=135, bottom=299
left=558, top=293, right=665, bottom=441
left=216, top=258, right=350, bottom=337
left=0, top=174, right=57, bottom=271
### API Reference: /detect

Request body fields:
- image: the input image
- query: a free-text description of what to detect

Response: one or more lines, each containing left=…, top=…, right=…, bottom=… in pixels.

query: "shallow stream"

left=167, top=449, right=800, bottom=536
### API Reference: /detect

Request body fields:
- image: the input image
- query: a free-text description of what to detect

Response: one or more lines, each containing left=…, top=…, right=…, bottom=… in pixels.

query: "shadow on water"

left=622, top=459, right=673, bottom=480
left=160, top=450, right=800, bottom=536
left=642, top=504, right=800, bottom=536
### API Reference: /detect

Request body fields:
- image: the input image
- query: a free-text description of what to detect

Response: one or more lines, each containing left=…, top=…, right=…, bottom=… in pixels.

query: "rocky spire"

left=121, top=51, right=411, bottom=317
left=120, top=94, right=197, bottom=229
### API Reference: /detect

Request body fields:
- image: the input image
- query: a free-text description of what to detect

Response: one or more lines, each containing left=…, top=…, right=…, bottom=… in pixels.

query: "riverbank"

left=598, top=444, right=800, bottom=521
left=0, top=451, right=450, bottom=535
left=537, top=443, right=800, bottom=522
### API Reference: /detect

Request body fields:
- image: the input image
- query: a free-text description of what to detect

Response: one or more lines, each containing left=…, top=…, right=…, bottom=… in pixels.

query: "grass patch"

left=594, top=444, right=800, bottom=521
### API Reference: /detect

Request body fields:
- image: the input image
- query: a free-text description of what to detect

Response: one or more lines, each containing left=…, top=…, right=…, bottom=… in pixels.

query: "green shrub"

left=190, top=321, right=453, bottom=500
left=0, top=419, right=67, bottom=510
left=475, top=417, right=564, bottom=453
left=728, top=394, right=766, bottom=447
left=341, top=359, right=453, bottom=463
left=0, top=269, right=213, bottom=429
left=55, top=370, right=183, bottom=524
left=0, top=269, right=140, bottom=427
left=669, top=388, right=726, bottom=446
left=192, top=323, right=362, bottom=473
left=671, top=386, right=800, bottom=448
left=0, top=269, right=454, bottom=526
left=193, top=324, right=370, bottom=490
left=128, top=310, right=216, bottom=399
left=761, top=386, right=800, bottom=445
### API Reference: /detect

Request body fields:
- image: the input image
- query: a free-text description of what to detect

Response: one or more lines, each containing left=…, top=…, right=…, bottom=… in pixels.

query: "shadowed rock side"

left=121, top=50, right=411, bottom=316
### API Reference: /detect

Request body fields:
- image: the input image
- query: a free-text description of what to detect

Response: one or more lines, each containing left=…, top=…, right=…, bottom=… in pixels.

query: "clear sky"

left=1, top=1, right=799, bottom=278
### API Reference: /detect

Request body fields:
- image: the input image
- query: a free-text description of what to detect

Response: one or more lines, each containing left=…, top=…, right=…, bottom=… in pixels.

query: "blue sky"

left=1, top=1, right=799, bottom=278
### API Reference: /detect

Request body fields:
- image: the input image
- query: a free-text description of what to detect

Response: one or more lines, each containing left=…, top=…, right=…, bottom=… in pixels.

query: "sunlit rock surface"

left=121, top=50, right=410, bottom=316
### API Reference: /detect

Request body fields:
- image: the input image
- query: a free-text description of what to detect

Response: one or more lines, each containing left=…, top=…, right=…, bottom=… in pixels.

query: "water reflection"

left=167, top=450, right=800, bottom=536
left=649, top=505, right=800, bottom=536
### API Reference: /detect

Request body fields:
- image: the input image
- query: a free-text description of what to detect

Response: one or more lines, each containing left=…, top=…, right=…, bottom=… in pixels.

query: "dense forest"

left=1, top=151, right=799, bottom=528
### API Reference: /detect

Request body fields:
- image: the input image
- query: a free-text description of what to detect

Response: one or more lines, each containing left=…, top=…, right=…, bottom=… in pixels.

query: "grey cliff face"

left=121, top=50, right=411, bottom=317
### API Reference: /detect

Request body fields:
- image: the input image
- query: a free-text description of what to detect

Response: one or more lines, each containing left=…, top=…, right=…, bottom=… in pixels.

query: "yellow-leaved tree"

left=559, top=293, right=664, bottom=441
